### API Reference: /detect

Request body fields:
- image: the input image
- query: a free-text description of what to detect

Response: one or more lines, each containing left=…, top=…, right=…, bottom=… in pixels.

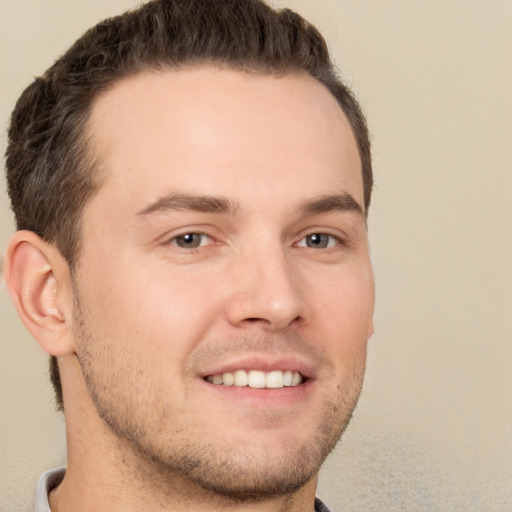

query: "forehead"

left=85, top=66, right=363, bottom=216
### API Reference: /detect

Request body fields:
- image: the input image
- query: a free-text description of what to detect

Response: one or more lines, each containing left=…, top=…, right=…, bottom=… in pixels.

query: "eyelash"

left=168, top=232, right=213, bottom=249
left=296, top=233, right=343, bottom=249
left=166, top=231, right=344, bottom=251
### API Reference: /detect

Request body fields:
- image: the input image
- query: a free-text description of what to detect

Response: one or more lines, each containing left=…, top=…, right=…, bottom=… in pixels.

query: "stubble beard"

left=73, top=296, right=365, bottom=501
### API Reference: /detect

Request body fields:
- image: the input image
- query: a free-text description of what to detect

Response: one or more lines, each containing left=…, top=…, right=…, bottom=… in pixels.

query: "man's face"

left=73, top=67, right=374, bottom=497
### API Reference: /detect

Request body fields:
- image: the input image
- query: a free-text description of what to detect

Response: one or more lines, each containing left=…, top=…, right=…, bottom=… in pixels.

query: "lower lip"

left=199, top=378, right=314, bottom=408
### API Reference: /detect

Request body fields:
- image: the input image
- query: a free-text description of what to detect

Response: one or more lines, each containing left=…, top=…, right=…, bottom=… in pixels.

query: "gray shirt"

left=34, top=467, right=332, bottom=512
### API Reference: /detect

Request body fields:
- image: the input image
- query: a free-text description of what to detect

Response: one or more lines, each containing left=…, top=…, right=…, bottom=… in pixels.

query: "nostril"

left=240, top=315, right=303, bottom=329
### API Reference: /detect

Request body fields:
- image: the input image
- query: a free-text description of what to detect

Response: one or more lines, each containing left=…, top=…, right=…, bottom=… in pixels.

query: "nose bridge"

left=225, top=236, right=305, bottom=330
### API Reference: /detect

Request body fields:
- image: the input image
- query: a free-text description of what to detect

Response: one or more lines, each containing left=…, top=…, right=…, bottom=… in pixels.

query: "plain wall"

left=1, top=1, right=511, bottom=510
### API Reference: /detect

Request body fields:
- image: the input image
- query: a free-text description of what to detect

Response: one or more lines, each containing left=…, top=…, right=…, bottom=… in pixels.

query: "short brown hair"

left=6, top=0, right=372, bottom=410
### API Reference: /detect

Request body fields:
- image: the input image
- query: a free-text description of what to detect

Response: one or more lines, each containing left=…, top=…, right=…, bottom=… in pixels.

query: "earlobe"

left=4, top=230, right=75, bottom=356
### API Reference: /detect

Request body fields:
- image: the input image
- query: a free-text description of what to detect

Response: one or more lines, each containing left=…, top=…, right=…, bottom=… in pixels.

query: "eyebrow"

left=301, top=193, right=365, bottom=219
left=136, top=193, right=239, bottom=217
left=136, top=192, right=365, bottom=220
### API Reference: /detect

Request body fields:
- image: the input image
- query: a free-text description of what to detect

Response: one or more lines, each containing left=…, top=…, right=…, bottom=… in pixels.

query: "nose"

left=224, top=244, right=306, bottom=331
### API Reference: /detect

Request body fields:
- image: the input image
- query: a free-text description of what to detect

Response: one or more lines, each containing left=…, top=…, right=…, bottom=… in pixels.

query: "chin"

left=130, top=403, right=352, bottom=500
left=152, top=437, right=329, bottom=500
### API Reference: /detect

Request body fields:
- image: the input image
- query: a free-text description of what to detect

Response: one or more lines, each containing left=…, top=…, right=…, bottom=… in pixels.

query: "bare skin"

left=6, top=66, right=374, bottom=512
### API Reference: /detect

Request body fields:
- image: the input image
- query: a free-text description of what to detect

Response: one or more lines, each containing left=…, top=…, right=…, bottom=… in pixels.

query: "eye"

left=297, top=233, right=340, bottom=249
left=170, top=233, right=212, bottom=249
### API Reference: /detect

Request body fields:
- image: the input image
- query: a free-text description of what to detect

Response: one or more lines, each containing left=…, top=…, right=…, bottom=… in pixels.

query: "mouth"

left=204, top=369, right=305, bottom=389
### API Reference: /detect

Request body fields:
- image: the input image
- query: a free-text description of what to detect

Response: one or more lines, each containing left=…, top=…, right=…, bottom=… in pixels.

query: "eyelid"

left=296, top=232, right=344, bottom=249
left=166, top=231, right=214, bottom=247
left=295, top=225, right=349, bottom=244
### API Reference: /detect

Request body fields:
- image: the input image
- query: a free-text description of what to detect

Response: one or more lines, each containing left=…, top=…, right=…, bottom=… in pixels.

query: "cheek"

left=76, top=257, right=225, bottom=354
left=314, top=261, right=374, bottom=321
left=311, top=264, right=374, bottom=361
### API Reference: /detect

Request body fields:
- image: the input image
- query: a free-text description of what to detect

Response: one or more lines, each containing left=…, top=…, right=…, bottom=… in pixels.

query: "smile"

left=205, top=370, right=304, bottom=388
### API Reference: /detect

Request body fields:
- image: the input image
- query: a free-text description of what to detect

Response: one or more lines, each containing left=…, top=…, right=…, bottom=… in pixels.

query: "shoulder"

left=33, top=467, right=66, bottom=512
left=315, top=497, right=333, bottom=512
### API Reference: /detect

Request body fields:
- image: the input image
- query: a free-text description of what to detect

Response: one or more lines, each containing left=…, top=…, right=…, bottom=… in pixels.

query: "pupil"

left=177, top=233, right=200, bottom=248
left=308, top=234, right=327, bottom=248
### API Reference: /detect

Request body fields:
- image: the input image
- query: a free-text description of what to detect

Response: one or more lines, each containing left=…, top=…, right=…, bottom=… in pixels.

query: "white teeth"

left=206, top=369, right=304, bottom=388
left=291, top=371, right=302, bottom=386
left=234, top=369, right=248, bottom=386
left=248, top=370, right=266, bottom=388
left=283, top=370, right=293, bottom=386
left=266, top=371, right=283, bottom=388
left=222, top=372, right=234, bottom=386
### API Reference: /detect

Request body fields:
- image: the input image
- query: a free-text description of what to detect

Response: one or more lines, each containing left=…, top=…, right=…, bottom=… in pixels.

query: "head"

left=5, top=0, right=373, bottom=501
left=7, top=0, right=372, bottom=411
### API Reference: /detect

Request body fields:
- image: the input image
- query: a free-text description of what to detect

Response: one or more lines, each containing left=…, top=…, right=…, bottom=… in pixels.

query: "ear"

left=368, top=321, right=374, bottom=340
left=4, top=230, right=75, bottom=356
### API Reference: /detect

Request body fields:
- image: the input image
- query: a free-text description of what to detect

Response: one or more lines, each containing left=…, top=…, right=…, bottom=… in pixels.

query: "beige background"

left=1, top=1, right=511, bottom=510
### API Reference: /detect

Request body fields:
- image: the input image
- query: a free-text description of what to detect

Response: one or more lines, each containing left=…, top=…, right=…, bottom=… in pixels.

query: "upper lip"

left=199, top=355, right=317, bottom=380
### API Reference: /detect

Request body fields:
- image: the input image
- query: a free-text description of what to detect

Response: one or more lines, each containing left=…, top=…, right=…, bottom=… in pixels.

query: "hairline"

left=71, top=62, right=367, bottom=268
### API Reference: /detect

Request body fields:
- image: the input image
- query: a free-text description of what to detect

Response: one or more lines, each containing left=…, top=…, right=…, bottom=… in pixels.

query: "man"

left=4, top=0, right=374, bottom=510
